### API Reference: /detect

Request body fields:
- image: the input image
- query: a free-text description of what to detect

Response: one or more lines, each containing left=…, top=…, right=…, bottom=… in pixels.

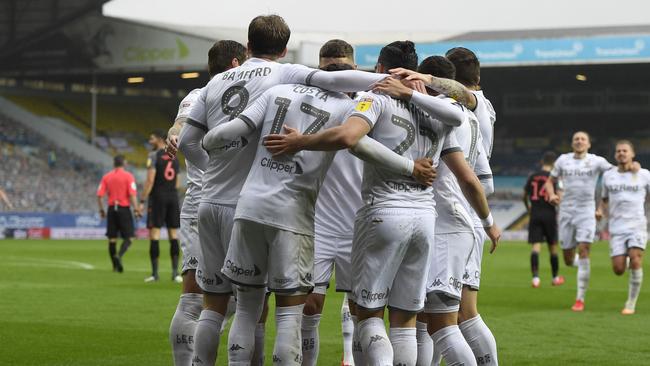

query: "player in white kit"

left=165, top=40, right=246, bottom=366
left=178, top=15, right=391, bottom=365
left=386, top=56, right=497, bottom=366
left=200, top=72, right=433, bottom=364
left=544, top=131, right=613, bottom=312
left=265, top=41, right=498, bottom=366
left=598, top=140, right=649, bottom=315
left=301, top=40, right=360, bottom=366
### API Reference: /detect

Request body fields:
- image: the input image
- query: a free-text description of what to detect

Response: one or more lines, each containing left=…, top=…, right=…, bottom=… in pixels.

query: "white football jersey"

left=471, top=90, right=496, bottom=160
left=177, top=88, right=203, bottom=218
left=314, top=149, right=363, bottom=239
left=234, top=84, right=355, bottom=236
left=434, top=110, right=491, bottom=233
left=188, top=58, right=320, bottom=206
left=351, top=91, right=460, bottom=210
left=550, top=153, right=612, bottom=213
left=602, top=168, right=650, bottom=235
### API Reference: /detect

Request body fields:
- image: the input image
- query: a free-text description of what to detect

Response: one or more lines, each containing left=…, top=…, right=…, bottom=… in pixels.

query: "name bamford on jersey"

left=221, top=67, right=273, bottom=81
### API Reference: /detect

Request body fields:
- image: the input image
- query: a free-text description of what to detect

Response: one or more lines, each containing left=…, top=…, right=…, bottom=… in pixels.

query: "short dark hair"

left=319, top=39, right=354, bottom=60
left=418, top=56, right=456, bottom=79
left=573, top=130, right=591, bottom=142
left=151, top=129, right=166, bottom=140
left=445, top=47, right=480, bottom=86
left=541, top=151, right=557, bottom=166
left=319, top=63, right=355, bottom=72
left=208, top=40, right=247, bottom=76
left=114, top=155, right=125, bottom=167
left=378, top=41, right=418, bottom=71
left=248, top=15, right=291, bottom=57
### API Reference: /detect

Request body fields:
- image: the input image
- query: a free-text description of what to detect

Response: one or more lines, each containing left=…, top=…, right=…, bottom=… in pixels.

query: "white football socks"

left=221, top=295, right=236, bottom=334
left=273, top=304, right=305, bottom=365
left=576, top=258, right=590, bottom=301
left=431, top=325, right=477, bottom=366
left=170, top=293, right=203, bottom=366
left=627, top=268, right=643, bottom=310
left=341, top=297, right=355, bottom=366
left=191, top=309, right=224, bottom=366
left=228, top=288, right=266, bottom=365
left=301, top=314, right=321, bottom=366
left=415, top=321, right=433, bottom=366
left=358, top=317, right=392, bottom=366
left=252, top=323, right=266, bottom=365
left=390, top=327, right=417, bottom=366
left=459, top=315, right=498, bottom=365
left=351, top=315, right=365, bottom=366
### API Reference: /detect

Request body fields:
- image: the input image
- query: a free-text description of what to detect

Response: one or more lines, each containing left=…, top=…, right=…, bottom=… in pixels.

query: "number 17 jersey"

left=234, top=84, right=355, bottom=236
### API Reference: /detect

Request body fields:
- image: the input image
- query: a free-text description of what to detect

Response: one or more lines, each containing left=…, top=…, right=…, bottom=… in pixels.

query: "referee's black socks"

left=550, top=254, right=559, bottom=278
left=118, top=238, right=131, bottom=258
left=150, top=240, right=160, bottom=278
left=109, top=242, right=117, bottom=271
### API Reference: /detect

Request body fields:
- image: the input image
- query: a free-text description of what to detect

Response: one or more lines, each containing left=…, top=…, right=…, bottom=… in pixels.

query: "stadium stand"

left=0, top=113, right=102, bottom=213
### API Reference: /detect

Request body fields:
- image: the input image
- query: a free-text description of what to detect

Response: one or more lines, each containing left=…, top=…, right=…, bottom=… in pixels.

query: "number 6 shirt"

left=148, top=149, right=179, bottom=197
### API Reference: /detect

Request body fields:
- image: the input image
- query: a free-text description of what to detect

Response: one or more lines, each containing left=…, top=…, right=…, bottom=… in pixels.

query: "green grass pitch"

left=1, top=239, right=649, bottom=365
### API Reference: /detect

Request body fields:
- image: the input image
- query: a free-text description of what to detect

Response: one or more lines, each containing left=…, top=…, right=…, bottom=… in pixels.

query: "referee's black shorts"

left=106, top=206, right=135, bottom=239
left=147, top=194, right=180, bottom=229
left=528, top=212, right=558, bottom=244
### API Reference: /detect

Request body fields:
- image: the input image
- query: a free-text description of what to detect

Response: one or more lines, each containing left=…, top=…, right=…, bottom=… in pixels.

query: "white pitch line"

left=6, top=256, right=95, bottom=270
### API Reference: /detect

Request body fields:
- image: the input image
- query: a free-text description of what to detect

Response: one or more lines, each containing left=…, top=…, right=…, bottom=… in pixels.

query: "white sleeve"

left=550, top=156, right=563, bottom=178
left=307, top=69, right=387, bottom=92
left=202, top=90, right=270, bottom=150
left=349, top=93, right=383, bottom=129
left=410, top=92, right=465, bottom=127
left=645, top=170, right=650, bottom=195
left=176, top=90, right=201, bottom=120
left=187, top=87, right=208, bottom=130
left=350, top=136, right=414, bottom=176
left=178, top=123, right=209, bottom=171
left=440, top=128, right=462, bottom=157
left=474, top=143, right=494, bottom=195
left=599, top=156, right=614, bottom=173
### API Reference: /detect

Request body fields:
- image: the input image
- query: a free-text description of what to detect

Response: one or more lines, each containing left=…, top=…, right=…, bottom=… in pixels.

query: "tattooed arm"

left=389, top=68, right=477, bottom=110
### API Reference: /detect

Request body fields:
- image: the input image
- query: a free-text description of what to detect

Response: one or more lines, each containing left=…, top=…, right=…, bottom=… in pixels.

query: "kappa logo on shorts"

left=188, top=257, right=199, bottom=267
left=273, top=277, right=292, bottom=285
left=430, top=278, right=444, bottom=287
left=300, top=273, right=313, bottom=283
left=225, top=260, right=261, bottom=277
left=353, top=341, right=362, bottom=352
left=361, top=287, right=389, bottom=302
left=191, top=355, right=203, bottom=364
left=463, top=271, right=471, bottom=280
left=368, top=335, right=385, bottom=347
left=273, top=355, right=282, bottom=363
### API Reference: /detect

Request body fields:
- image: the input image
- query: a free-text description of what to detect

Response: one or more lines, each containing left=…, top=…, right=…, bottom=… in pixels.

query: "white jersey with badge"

left=602, top=168, right=650, bottom=235
left=314, top=149, right=363, bottom=239
left=550, top=153, right=612, bottom=213
left=234, top=84, right=355, bottom=236
left=351, top=91, right=460, bottom=210
left=188, top=58, right=319, bottom=206
left=471, top=90, right=496, bottom=160
left=177, top=88, right=203, bottom=218
left=434, top=110, right=488, bottom=233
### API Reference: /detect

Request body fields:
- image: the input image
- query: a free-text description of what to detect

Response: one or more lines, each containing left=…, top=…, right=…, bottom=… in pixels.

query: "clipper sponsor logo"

left=260, top=157, right=302, bottom=174
left=216, top=137, right=248, bottom=152
left=225, top=260, right=261, bottom=277
left=196, top=269, right=223, bottom=286
left=386, top=180, right=427, bottom=192
left=361, top=287, right=389, bottom=302
left=449, top=276, right=462, bottom=290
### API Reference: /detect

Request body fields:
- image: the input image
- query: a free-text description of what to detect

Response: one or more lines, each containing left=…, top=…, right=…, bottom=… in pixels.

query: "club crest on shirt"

left=355, top=98, right=373, bottom=112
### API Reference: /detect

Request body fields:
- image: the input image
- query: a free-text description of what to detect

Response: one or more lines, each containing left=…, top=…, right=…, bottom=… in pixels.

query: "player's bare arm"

left=523, top=189, right=531, bottom=212
left=97, top=195, right=105, bottom=219
left=544, top=176, right=560, bottom=206
left=443, top=150, right=501, bottom=253
left=140, top=167, right=155, bottom=211
left=596, top=197, right=608, bottom=221
left=372, top=78, right=465, bottom=127
left=389, top=67, right=477, bottom=110
left=165, top=117, right=186, bottom=158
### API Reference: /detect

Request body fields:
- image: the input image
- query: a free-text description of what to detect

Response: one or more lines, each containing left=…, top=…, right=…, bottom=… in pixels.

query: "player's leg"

left=192, top=203, right=236, bottom=366
left=267, top=227, right=315, bottom=365
left=222, top=219, right=269, bottom=364
left=335, top=239, right=355, bottom=366
left=252, top=293, right=270, bottom=366
left=426, top=231, right=476, bottom=366
left=415, top=312, right=434, bottom=366
left=459, top=228, right=499, bottom=365
left=105, top=207, right=119, bottom=271
left=170, top=217, right=203, bottom=366
left=530, top=243, right=541, bottom=287
left=301, top=232, right=334, bottom=366
left=572, top=215, right=595, bottom=311
left=559, top=215, right=578, bottom=267
left=146, top=198, right=162, bottom=281
left=352, top=210, right=406, bottom=365
left=544, top=215, right=563, bottom=285
left=623, top=233, right=646, bottom=314
left=340, top=293, right=355, bottom=366
left=387, top=211, right=434, bottom=366
left=166, top=197, right=182, bottom=281
left=349, top=299, right=365, bottom=366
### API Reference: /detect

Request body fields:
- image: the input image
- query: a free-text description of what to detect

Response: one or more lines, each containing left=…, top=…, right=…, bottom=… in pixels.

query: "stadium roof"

left=446, top=24, right=650, bottom=41
left=0, top=0, right=109, bottom=61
